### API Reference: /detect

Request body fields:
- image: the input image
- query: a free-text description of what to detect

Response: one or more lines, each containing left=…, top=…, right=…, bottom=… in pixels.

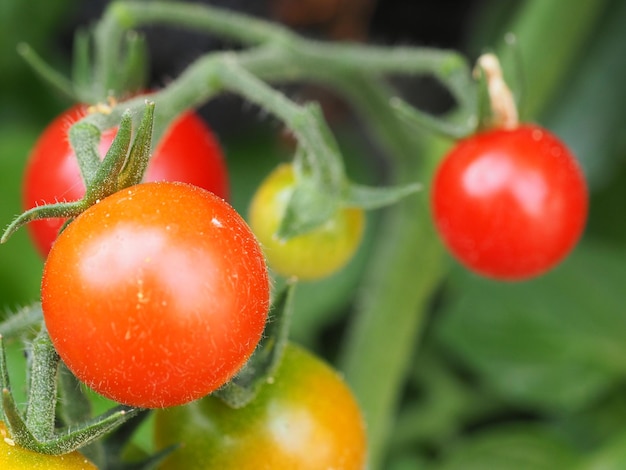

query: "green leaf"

left=436, top=425, right=579, bottom=470
left=543, top=0, right=626, bottom=189
left=436, top=243, right=626, bottom=413
left=578, top=430, right=626, bottom=470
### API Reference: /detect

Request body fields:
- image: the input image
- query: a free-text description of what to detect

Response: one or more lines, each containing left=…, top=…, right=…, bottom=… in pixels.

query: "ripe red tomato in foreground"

left=432, top=125, right=588, bottom=280
left=41, top=182, right=269, bottom=408
left=23, top=105, right=229, bottom=256
left=155, top=343, right=367, bottom=469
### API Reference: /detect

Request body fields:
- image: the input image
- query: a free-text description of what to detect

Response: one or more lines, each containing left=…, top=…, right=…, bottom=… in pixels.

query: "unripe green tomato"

left=249, top=164, right=364, bottom=280
left=155, top=343, right=367, bottom=469
left=0, top=422, right=97, bottom=470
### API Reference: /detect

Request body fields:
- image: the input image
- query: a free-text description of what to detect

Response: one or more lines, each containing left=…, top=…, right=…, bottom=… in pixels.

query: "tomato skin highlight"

left=23, top=105, right=229, bottom=256
left=155, top=343, right=367, bottom=470
left=0, top=422, right=97, bottom=470
left=432, top=125, right=588, bottom=280
left=249, top=163, right=365, bottom=280
left=41, top=182, right=269, bottom=408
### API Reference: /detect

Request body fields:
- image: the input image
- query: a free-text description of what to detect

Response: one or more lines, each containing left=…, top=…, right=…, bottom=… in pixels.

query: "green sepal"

left=343, top=181, right=422, bottom=209
left=215, top=282, right=295, bottom=408
left=277, top=171, right=421, bottom=241
left=84, top=109, right=134, bottom=199
left=56, top=364, right=94, bottom=430
left=117, top=101, right=156, bottom=189
left=0, top=200, right=85, bottom=245
left=69, top=120, right=106, bottom=186
left=277, top=176, right=338, bottom=241
left=24, top=328, right=60, bottom=442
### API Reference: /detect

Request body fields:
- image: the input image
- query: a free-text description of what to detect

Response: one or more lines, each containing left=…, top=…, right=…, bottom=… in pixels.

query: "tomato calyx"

left=274, top=157, right=420, bottom=242
left=1, top=101, right=155, bottom=245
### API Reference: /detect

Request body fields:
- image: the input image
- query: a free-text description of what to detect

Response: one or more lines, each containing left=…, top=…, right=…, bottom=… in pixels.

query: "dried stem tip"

left=476, top=53, right=518, bottom=129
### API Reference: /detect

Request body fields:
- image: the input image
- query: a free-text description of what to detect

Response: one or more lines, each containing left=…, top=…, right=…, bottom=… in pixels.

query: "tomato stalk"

left=91, top=1, right=476, bottom=142
left=330, top=74, right=450, bottom=467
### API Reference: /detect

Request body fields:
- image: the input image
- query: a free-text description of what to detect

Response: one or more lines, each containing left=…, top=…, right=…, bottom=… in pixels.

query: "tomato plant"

left=0, top=422, right=96, bottom=470
left=154, top=343, right=367, bottom=469
left=41, top=181, right=269, bottom=408
left=23, top=105, right=229, bottom=256
left=432, top=124, right=588, bottom=280
left=2, top=0, right=615, bottom=468
left=249, top=163, right=365, bottom=280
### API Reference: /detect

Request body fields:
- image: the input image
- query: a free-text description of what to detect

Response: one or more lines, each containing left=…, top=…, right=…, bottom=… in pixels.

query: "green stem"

left=334, top=75, right=448, bottom=469
left=108, top=1, right=473, bottom=86
left=92, top=1, right=475, bottom=147
left=94, top=4, right=128, bottom=98
left=217, top=58, right=344, bottom=188
left=110, top=0, right=292, bottom=46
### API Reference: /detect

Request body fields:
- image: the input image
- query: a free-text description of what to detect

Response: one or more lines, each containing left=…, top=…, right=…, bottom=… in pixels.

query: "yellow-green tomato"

left=0, top=422, right=97, bottom=470
left=155, top=343, right=367, bottom=470
left=249, top=164, right=365, bottom=280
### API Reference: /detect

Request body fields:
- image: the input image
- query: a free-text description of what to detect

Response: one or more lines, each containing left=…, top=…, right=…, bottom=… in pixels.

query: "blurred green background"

left=1, top=0, right=626, bottom=468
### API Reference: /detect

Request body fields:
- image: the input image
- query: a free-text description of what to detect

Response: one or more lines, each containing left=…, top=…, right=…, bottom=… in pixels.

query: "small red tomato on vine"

left=431, top=124, right=588, bottom=280
left=41, top=182, right=269, bottom=408
left=249, top=163, right=365, bottom=281
left=23, top=105, right=229, bottom=256
left=154, top=343, right=367, bottom=470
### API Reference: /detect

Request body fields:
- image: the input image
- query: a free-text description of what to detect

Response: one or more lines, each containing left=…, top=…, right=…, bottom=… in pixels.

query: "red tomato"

left=23, top=106, right=229, bottom=256
left=155, top=343, right=367, bottom=469
left=41, top=182, right=269, bottom=408
left=432, top=125, right=588, bottom=280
